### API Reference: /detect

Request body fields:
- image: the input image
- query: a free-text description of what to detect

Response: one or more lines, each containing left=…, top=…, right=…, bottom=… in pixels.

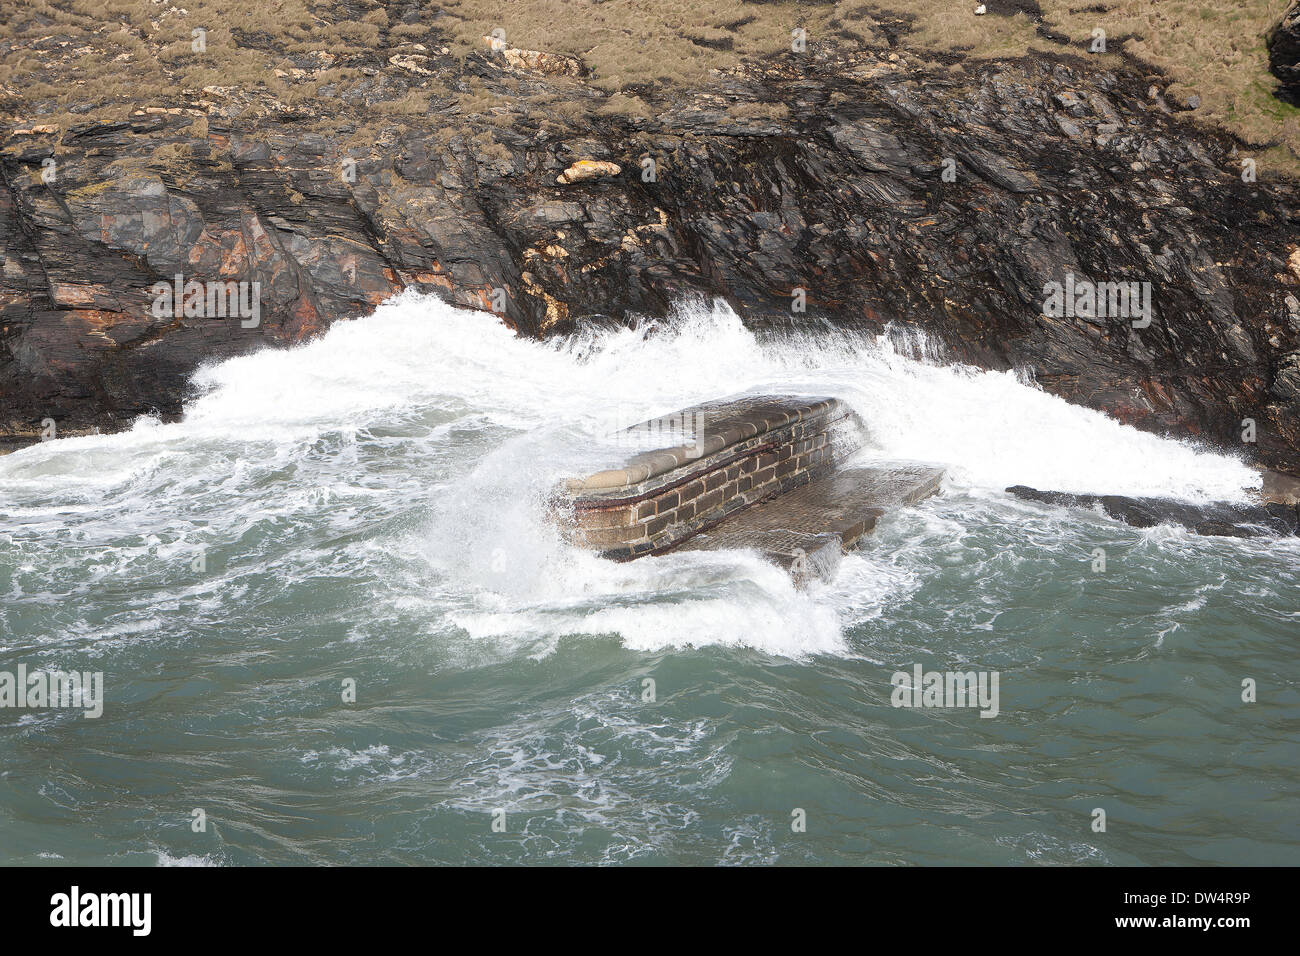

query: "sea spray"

left=0, top=293, right=1294, bottom=866
left=0, top=292, right=1262, bottom=662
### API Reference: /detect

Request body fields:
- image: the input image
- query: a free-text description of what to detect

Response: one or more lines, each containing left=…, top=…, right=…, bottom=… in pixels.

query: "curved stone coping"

left=565, top=394, right=842, bottom=494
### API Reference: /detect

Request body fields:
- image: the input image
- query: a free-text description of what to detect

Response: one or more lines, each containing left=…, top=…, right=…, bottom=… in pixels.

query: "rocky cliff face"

left=3, top=42, right=1300, bottom=477
left=1270, top=2, right=1300, bottom=95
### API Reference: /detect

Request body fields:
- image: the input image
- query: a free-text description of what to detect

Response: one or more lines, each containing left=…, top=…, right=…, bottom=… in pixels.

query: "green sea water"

left=2, top=296, right=1296, bottom=865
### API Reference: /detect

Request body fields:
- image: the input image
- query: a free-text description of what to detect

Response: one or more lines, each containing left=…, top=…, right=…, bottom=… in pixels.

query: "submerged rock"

left=1006, top=485, right=1300, bottom=537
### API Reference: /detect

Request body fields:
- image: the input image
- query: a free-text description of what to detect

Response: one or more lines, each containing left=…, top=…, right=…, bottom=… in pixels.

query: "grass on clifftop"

left=1, top=0, right=1297, bottom=175
left=438, top=0, right=1297, bottom=172
left=1038, top=0, right=1299, bottom=174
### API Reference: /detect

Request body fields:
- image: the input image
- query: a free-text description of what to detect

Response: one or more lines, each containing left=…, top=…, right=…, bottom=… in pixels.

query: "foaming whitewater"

left=6, top=290, right=1299, bottom=868
left=0, top=292, right=1261, bottom=658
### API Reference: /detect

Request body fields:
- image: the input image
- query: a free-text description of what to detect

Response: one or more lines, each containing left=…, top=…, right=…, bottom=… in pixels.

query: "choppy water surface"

left=1, top=295, right=1296, bottom=865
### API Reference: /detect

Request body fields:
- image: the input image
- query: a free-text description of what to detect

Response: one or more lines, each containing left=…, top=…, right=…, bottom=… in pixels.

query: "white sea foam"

left=0, top=292, right=1263, bottom=657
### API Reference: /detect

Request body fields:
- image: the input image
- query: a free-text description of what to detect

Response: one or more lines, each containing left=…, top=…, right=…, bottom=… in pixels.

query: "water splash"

left=0, top=292, right=1262, bottom=658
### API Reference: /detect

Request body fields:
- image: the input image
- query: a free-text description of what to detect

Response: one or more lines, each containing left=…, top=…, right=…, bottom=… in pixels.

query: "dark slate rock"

left=1006, top=486, right=1300, bottom=538
left=0, top=50, right=1298, bottom=482
left=1268, top=3, right=1300, bottom=92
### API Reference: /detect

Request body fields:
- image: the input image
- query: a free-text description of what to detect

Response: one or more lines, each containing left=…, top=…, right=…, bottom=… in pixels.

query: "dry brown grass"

left=0, top=0, right=1296, bottom=175
left=436, top=0, right=831, bottom=91
left=1038, top=0, right=1299, bottom=173
left=431, top=0, right=1300, bottom=173
left=0, top=0, right=410, bottom=129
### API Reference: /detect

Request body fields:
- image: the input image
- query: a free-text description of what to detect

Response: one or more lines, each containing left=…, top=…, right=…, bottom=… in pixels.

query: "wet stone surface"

left=679, top=463, right=946, bottom=585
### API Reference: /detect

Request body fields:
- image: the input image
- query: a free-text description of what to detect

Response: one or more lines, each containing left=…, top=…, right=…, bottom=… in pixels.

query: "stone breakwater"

left=559, top=396, right=864, bottom=559
left=557, top=393, right=948, bottom=584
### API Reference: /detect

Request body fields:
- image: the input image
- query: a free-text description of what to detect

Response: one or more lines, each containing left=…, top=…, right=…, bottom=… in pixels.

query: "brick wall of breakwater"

left=557, top=396, right=866, bottom=559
